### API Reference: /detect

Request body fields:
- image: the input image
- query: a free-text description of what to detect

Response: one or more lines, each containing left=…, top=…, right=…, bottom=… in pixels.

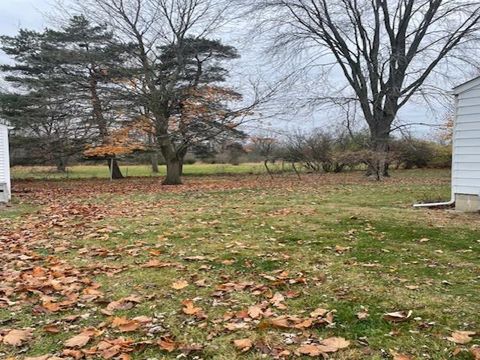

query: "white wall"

left=0, top=124, right=11, bottom=201
left=453, top=85, right=480, bottom=196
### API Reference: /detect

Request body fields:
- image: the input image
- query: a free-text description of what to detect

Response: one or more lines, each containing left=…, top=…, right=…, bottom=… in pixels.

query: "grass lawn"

left=1, top=168, right=479, bottom=359
left=10, top=163, right=291, bottom=180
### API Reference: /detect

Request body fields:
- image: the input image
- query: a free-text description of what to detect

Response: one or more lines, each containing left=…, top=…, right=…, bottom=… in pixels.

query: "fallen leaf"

left=171, top=280, right=189, bottom=290
left=62, top=349, right=84, bottom=359
left=158, top=337, right=177, bottom=352
left=233, top=338, right=253, bottom=352
left=297, top=344, right=335, bottom=356
left=405, top=285, right=419, bottom=290
left=3, top=329, right=32, bottom=346
left=391, top=351, right=413, bottom=360
left=320, top=337, right=350, bottom=350
left=111, top=317, right=140, bottom=332
left=356, top=309, right=369, bottom=320
left=310, top=308, right=328, bottom=318
left=248, top=305, right=263, bottom=319
left=106, top=296, right=142, bottom=311
left=447, top=330, right=476, bottom=344
left=182, top=299, right=204, bottom=317
left=335, top=245, right=351, bottom=253
left=383, top=310, right=412, bottom=323
left=64, top=333, right=92, bottom=348
left=471, top=346, right=480, bottom=360
left=43, top=324, right=61, bottom=334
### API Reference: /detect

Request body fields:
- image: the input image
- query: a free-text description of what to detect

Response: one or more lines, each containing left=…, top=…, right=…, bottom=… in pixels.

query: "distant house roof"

left=451, top=75, right=480, bottom=95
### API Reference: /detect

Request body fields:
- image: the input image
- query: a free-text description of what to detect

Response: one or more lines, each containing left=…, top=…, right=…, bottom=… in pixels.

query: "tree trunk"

left=158, top=137, right=182, bottom=185
left=56, top=157, right=67, bottom=172
left=178, top=148, right=188, bottom=177
left=163, top=158, right=182, bottom=185
left=367, top=123, right=391, bottom=180
left=151, top=152, right=159, bottom=173
left=108, top=158, right=124, bottom=179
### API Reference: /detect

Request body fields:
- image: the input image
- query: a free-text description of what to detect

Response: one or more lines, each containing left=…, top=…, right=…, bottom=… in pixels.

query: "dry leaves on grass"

left=391, top=351, right=413, bottom=360
left=171, top=279, right=189, bottom=290
left=111, top=317, right=141, bottom=332
left=182, top=299, right=206, bottom=319
left=447, top=330, right=476, bottom=344
left=158, top=337, right=178, bottom=352
left=233, top=338, right=253, bottom=352
left=106, top=295, right=142, bottom=312
left=2, top=329, right=33, bottom=346
left=383, top=310, right=412, bottom=323
left=471, top=346, right=480, bottom=360
left=64, top=329, right=100, bottom=348
left=296, top=337, right=350, bottom=356
left=356, top=308, right=369, bottom=320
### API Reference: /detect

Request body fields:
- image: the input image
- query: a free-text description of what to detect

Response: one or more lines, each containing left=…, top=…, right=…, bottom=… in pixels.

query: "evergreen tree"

left=0, top=30, right=91, bottom=170
left=43, top=16, right=137, bottom=178
left=0, top=16, right=136, bottom=178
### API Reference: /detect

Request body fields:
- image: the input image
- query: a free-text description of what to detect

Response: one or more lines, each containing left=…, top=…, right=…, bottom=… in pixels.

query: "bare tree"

left=248, top=0, right=480, bottom=179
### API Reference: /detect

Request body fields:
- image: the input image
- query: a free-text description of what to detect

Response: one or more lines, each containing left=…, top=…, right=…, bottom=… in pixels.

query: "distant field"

left=11, top=162, right=293, bottom=180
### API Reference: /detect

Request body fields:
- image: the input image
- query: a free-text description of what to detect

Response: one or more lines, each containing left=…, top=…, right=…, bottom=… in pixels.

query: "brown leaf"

left=42, top=302, right=61, bottom=312
left=297, top=344, right=332, bottom=356
left=260, top=317, right=290, bottom=329
left=3, top=329, right=32, bottom=346
left=471, top=346, right=480, bottom=360
left=106, top=295, right=142, bottom=311
left=356, top=309, right=369, bottom=320
left=62, top=349, right=84, bottom=359
left=383, top=310, right=412, bottom=323
left=320, top=337, right=350, bottom=350
left=248, top=305, right=263, bottom=319
left=405, top=285, right=419, bottom=290
left=182, top=299, right=204, bottom=317
left=391, top=352, right=413, bottom=360
left=64, top=333, right=92, bottom=348
left=43, top=324, right=61, bottom=334
left=310, top=308, right=328, bottom=318
left=111, top=317, right=140, bottom=332
left=233, top=338, right=253, bottom=352
left=270, top=292, right=286, bottom=309
left=293, top=318, right=314, bottom=329
left=335, top=245, right=351, bottom=253
left=447, top=330, right=476, bottom=344
left=171, top=280, right=189, bottom=290
left=158, top=337, right=177, bottom=352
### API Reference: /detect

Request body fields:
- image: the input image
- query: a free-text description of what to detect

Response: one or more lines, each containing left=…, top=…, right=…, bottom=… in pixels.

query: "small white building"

left=450, top=77, right=480, bottom=212
left=0, top=124, right=11, bottom=202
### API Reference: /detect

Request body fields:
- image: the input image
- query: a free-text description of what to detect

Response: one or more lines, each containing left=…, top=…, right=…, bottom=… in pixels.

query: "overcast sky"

left=0, top=0, right=454, bottom=138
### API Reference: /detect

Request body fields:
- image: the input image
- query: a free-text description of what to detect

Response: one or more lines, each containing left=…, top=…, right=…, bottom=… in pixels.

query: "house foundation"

left=455, top=194, right=480, bottom=212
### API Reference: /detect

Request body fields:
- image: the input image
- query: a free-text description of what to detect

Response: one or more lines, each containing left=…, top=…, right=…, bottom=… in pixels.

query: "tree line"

left=2, top=0, right=480, bottom=184
left=248, top=128, right=452, bottom=177
left=1, top=1, right=254, bottom=184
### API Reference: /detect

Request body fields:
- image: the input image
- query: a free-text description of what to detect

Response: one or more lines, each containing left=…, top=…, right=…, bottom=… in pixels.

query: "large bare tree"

left=248, top=0, right=480, bottom=178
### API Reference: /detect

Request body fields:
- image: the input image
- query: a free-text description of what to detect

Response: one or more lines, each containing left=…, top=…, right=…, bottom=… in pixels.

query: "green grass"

left=11, top=162, right=294, bottom=180
left=1, top=168, right=478, bottom=359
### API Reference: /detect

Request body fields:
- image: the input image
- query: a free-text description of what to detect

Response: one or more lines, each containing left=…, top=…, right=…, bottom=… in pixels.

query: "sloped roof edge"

left=451, top=75, right=480, bottom=95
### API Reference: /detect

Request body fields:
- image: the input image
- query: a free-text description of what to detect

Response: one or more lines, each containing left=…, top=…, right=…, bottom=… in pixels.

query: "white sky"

left=0, top=0, right=457, bottom=138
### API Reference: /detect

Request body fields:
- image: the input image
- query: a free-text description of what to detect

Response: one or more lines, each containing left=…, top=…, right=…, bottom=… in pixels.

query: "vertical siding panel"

left=453, top=84, right=480, bottom=195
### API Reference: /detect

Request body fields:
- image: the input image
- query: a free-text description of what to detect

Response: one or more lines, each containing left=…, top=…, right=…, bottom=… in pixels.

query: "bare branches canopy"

left=248, top=0, right=480, bottom=178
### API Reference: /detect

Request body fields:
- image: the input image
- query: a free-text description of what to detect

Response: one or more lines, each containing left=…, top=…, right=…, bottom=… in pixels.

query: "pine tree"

left=0, top=30, right=91, bottom=170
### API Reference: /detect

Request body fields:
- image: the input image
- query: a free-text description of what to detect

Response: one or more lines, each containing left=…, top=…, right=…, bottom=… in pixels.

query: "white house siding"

left=0, top=124, right=11, bottom=201
left=453, top=84, right=480, bottom=198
